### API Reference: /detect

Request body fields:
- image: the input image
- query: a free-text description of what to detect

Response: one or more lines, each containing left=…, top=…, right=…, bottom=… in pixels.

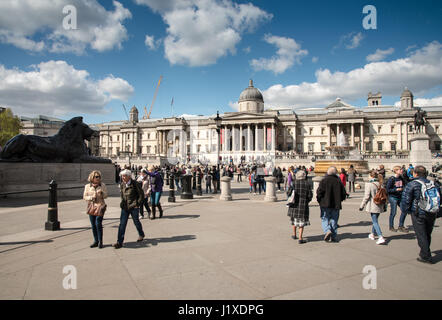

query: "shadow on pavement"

left=431, top=250, right=442, bottom=263
left=123, top=234, right=197, bottom=249
left=305, top=232, right=370, bottom=243
left=0, top=196, right=80, bottom=208
left=0, top=239, right=53, bottom=246
left=162, top=214, right=200, bottom=219
left=339, top=221, right=372, bottom=228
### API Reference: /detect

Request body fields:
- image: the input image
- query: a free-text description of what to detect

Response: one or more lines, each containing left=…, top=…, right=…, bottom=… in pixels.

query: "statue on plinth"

left=0, top=116, right=111, bottom=163
left=414, top=108, right=427, bottom=134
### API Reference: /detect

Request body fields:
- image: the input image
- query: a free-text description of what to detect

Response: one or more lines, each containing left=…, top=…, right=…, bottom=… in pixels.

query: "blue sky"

left=0, top=0, right=441, bottom=124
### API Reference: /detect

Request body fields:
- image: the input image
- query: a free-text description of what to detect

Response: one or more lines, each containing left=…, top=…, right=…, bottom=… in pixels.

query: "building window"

left=436, top=126, right=439, bottom=133
left=138, top=147, right=142, bottom=154
left=197, top=145, right=201, bottom=153
left=308, top=142, right=314, bottom=152
left=117, top=135, right=120, bottom=142
left=377, top=141, right=383, bottom=151
left=321, top=128, right=325, bottom=135
left=366, top=142, right=371, bottom=152
left=147, top=146, right=151, bottom=154
left=148, top=133, right=150, bottom=139
left=298, top=128, right=302, bottom=136
left=197, top=131, right=200, bottom=139
left=391, top=142, right=396, bottom=151
left=140, top=134, right=143, bottom=139
left=309, top=128, right=313, bottom=135
left=127, top=134, right=130, bottom=139
left=409, top=125, right=413, bottom=132
left=320, top=142, right=326, bottom=152
left=435, top=142, right=441, bottom=151
left=297, top=143, right=303, bottom=152
left=109, top=136, right=112, bottom=142
left=391, top=126, right=394, bottom=133
left=116, top=147, right=120, bottom=155
left=378, top=126, right=382, bottom=133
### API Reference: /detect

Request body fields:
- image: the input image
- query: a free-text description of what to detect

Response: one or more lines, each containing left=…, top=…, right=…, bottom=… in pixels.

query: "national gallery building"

left=91, top=80, right=442, bottom=167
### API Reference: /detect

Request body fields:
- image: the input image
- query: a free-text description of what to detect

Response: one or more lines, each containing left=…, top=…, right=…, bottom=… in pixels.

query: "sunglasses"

left=94, top=175, right=101, bottom=178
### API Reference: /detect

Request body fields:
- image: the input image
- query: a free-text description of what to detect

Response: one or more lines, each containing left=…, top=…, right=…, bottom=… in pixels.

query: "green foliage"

left=0, top=108, right=22, bottom=148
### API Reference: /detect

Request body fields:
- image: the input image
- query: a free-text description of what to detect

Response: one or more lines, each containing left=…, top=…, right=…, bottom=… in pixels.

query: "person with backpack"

left=359, top=170, right=387, bottom=245
left=386, top=166, right=407, bottom=232
left=400, top=165, right=440, bottom=264
left=146, top=166, right=164, bottom=219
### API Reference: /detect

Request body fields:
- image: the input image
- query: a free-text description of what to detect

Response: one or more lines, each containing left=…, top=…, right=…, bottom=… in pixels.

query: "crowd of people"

left=85, top=161, right=440, bottom=264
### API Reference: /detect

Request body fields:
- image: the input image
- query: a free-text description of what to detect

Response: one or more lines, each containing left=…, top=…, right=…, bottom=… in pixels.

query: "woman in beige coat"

left=83, top=170, right=108, bottom=248
left=359, top=170, right=386, bottom=245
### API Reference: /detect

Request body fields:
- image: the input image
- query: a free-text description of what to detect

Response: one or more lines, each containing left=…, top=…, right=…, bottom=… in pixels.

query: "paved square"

left=1, top=181, right=441, bottom=299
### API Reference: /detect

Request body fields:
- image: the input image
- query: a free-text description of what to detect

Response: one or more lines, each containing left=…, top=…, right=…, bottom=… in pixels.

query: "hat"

left=120, top=169, right=131, bottom=176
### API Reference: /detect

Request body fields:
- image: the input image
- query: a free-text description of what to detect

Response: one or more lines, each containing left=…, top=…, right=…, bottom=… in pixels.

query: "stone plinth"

left=409, top=133, right=432, bottom=171
left=264, top=177, right=277, bottom=202
left=0, top=163, right=118, bottom=198
left=312, top=176, right=324, bottom=204
left=180, top=175, right=194, bottom=199
left=220, top=176, right=232, bottom=201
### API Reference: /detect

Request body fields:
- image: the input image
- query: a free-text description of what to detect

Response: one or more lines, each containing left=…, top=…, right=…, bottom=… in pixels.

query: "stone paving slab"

left=0, top=181, right=441, bottom=299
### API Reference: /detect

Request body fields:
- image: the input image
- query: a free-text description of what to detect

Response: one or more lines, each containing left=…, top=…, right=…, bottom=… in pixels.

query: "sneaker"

left=113, top=243, right=122, bottom=249
left=416, top=257, right=434, bottom=264
left=389, top=227, right=397, bottom=232
left=398, top=227, right=409, bottom=233
left=324, top=231, right=332, bottom=242
left=90, top=242, right=98, bottom=248
left=298, top=239, right=307, bottom=244
left=368, top=233, right=376, bottom=240
left=376, top=237, right=386, bottom=245
left=291, top=235, right=298, bottom=240
left=137, top=235, right=145, bottom=242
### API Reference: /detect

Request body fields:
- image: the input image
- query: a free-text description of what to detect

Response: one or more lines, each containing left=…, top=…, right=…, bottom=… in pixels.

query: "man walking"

left=400, top=165, right=440, bottom=264
left=316, top=166, right=347, bottom=242
left=114, top=169, right=145, bottom=249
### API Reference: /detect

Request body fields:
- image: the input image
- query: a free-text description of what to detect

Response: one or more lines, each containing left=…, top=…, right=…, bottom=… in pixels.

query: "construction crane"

left=144, top=75, right=163, bottom=119
left=122, top=104, right=129, bottom=121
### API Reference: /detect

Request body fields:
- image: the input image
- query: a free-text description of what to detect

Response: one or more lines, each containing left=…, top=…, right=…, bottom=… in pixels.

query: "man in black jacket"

left=316, top=166, right=347, bottom=242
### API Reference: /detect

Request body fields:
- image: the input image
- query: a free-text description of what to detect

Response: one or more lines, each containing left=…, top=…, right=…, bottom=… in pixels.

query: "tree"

left=0, top=108, right=21, bottom=148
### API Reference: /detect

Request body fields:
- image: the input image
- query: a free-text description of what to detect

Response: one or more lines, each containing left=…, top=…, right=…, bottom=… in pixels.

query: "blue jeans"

left=117, top=208, right=144, bottom=245
left=388, top=197, right=406, bottom=228
left=150, top=191, right=162, bottom=206
left=371, top=213, right=383, bottom=237
left=320, top=207, right=339, bottom=238
left=89, top=215, right=103, bottom=243
left=175, top=178, right=180, bottom=189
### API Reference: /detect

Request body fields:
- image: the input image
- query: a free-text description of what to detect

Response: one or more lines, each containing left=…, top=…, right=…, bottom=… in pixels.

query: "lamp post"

left=214, top=111, right=222, bottom=193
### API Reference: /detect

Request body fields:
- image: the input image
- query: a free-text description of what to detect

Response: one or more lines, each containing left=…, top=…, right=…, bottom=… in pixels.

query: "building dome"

left=401, top=87, right=413, bottom=98
left=130, top=106, right=138, bottom=113
left=239, top=79, right=264, bottom=103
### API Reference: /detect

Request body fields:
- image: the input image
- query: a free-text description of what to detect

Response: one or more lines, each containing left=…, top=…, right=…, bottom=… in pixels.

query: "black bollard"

left=181, top=175, right=194, bottom=199
left=192, top=171, right=197, bottom=190
left=168, top=173, right=176, bottom=202
left=196, top=173, right=202, bottom=196
left=165, top=170, right=170, bottom=186
left=45, top=180, right=60, bottom=231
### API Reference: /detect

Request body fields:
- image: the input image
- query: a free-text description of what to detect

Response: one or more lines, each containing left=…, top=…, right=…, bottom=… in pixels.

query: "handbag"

left=87, top=201, right=107, bottom=216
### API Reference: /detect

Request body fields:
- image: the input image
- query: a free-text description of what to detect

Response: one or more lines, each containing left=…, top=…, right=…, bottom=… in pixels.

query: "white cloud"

left=228, top=101, right=239, bottom=111
left=366, top=48, right=395, bottom=62
left=250, top=34, right=308, bottom=74
left=333, top=32, right=364, bottom=52
left=262, top=41, right=442, bottom=109
left=312, top=56, right=319, bottom=63
left=136, top=0, right=272, bottom=66
left=0, top=0, right=131, bottom=54
left=243, top=46, right=251, bottom=54
left=395, top=95, right=442, bottom=107
left=0, top=61, right=134, bottom=117
left=144, top=34, right=161, bottom=50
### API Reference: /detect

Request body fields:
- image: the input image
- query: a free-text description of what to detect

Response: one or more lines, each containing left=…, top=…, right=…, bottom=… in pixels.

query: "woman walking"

left=147, top=166, right=164, bottom=219
left=347, top=165, right=357, bottom=193
left=83, top=170, right=108, bottom=249
left=359, top=170, right=387, bottom=245
left=139, top=169, right=152, bottom=219
left=287, top=170, right=313, bottom=244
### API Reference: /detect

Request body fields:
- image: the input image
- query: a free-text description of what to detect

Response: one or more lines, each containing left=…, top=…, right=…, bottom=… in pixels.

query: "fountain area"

left=314, top=132, right=369, bottom=175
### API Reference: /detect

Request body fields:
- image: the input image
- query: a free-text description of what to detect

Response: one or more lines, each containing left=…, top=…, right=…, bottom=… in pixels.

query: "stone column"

left=398, top=122, right=402, bottom=150
left=248, top=124, right=252, bottom=151
left=263, top=124, right=267, bottom=152
left=220, top=176, right=232, bottom=201
left=209, top=128, right=212, bottom=153
left=337, top=124, right=340, bottom=137
left=312, top=176, right=323, bottom=204
left=351, top=123, right=355, bottom=147
left=405, top=122, right=409, bottom=150
left=120, top=131, right=124, bottom=153
left=327, top=125, right=331, bottom=147
left=232, top=125, right=236, bottom=152
left=264, top=177, right=277, bottom=202
left=134, top=129, right=139, bottom=155
left=272, top=123, right=276, bottom=151
left=361, top=123, right=365, bottom=152
left=240, top=125, right=243, bottom=152
left=283, top=126, right=287, bottom=151
left=255, top=124, right=259, bottom=151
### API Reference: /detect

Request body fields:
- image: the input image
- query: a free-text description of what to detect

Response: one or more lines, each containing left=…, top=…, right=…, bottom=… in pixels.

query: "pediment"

left=221, top=112, right=273, bottom=120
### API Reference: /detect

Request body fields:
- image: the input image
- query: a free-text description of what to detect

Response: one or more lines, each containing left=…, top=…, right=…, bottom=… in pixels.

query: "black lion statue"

left=0, top=116, right=111, bottom=163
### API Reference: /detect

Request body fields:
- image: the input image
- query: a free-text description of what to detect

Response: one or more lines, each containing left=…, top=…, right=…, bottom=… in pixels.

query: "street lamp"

left=214, top=111, right=222, bottom=170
